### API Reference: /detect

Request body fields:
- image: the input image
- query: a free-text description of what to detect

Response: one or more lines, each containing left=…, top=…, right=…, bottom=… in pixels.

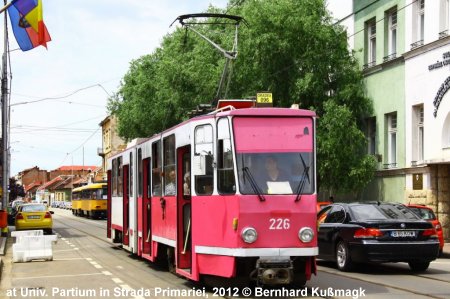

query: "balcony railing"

left=410, top=40, right=424, bottom=50
left=363, top=61, right=376, bottom=70
left=383, top=163, right=397, bottom=169
left=439, top=30, right=448, bottom=39
left=97, top=147, right=105, bottom=156
left=383, top=53, right=397, bottom=63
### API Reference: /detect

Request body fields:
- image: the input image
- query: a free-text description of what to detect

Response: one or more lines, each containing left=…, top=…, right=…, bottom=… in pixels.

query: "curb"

left=0, top=237, right=6, bottom=256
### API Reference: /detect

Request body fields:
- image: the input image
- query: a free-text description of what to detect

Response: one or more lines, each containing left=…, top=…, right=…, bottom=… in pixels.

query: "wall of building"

left=21, top=168, right=48, bottom=186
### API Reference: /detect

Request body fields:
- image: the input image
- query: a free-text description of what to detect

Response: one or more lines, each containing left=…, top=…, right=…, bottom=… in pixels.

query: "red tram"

left=107, top=100, right=318, bottom=286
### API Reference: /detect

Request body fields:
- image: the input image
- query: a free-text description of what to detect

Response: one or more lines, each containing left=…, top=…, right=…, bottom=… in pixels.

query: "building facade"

left=98, top=115, right=126, bottom=179
left=339, top=0, right=450, bottom=240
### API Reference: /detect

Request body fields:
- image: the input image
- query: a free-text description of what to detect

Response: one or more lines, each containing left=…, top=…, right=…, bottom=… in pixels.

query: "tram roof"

left=72, top=183, right=106, bottom=192
left=214, top=107, right=316, bottom=118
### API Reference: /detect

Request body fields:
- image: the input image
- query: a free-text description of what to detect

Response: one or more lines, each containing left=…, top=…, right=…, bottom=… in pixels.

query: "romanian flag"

left=7, top=0, right=51, bottom=51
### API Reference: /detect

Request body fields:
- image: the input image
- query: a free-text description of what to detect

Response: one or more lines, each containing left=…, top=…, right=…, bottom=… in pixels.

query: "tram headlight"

left=298, top=227, right=314, bottom=243
left=241, top=227, right=258, bottom=243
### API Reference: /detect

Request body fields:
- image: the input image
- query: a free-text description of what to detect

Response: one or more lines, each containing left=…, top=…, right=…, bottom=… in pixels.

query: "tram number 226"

left=269, top=218, right=290, bottom=230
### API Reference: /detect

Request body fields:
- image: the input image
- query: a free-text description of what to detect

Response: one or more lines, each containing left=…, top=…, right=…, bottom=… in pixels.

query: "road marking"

left=86, top=258, right=92, bottom=261
left=116, top=265, right=123, bottom=270
left=112, top=278, right=123, bottom=284
left=14, top=273, right=104, bottom=280
left=53, top=249, right=81, bottom=253
left=102, top=271, right=112, bottom=276
left=52, top=258, right=88, bottom=261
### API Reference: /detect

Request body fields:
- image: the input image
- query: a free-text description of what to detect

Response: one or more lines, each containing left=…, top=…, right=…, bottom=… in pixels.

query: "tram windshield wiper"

left=242, top=167, right=266, bottom=202
left=295, top=154, right=311, bottom=202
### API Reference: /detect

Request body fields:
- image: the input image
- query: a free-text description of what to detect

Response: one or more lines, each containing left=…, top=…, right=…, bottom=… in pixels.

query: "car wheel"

left=336, top=240, right=353, bottom=271
left=408, top=261, right=430, bottom=272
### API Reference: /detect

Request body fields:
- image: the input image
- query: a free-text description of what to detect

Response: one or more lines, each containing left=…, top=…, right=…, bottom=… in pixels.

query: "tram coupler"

left=255, top=257, right=293, bottom=285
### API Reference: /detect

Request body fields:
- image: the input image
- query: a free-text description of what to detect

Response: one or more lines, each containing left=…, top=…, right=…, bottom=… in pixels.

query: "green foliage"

left=317, top=101, right=377, bottom=193
left=108, top=0, right=376, bottom=194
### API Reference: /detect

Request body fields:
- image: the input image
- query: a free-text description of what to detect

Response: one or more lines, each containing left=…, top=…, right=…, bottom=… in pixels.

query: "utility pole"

left=1, top=0, right=9, bottom=211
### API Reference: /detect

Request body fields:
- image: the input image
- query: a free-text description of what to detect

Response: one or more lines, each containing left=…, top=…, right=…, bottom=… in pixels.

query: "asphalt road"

left=0, top=208, right=449, bottom=299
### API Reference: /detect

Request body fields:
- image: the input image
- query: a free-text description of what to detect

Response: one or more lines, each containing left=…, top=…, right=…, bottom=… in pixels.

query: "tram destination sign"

left=256, top=92, right=273, bottom=107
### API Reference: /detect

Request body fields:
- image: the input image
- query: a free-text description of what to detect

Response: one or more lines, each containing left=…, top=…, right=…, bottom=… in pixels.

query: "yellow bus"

left=72, top=183, right=107, bottom=219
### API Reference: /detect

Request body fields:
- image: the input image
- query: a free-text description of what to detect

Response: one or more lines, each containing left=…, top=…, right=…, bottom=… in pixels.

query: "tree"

left=108, top=0, right=376, bottom=195
left=9, top=177, right=25, bottom=203
left=317, top=101, right=377, bottom=194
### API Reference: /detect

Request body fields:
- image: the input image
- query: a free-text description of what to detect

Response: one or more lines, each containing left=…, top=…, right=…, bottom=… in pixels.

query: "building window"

left=412, top=0, right=425, bottom=48
left=412, top=105, right=424, bottom=165
left=387, top=9, right=397, bottom=59
left=439, top=0, right=449, bottom=38
left=365, top=19, right=377, bottom=68
left=385, top=113, right=397, bottom=168
left=366, top=117, right=376, bottom=155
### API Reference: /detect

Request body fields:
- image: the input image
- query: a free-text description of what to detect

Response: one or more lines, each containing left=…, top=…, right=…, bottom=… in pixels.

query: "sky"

left=3, top=0, right=228, bottom=176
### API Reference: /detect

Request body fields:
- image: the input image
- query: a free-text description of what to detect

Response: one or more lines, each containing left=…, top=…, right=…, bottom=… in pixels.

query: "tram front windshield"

left=233, top=116, right=315, bottom=195
left=237, top=152, right=313, bottom=195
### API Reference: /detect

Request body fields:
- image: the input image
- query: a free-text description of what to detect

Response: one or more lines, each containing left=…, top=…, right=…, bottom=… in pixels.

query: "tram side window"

left=152, top=141, right=162, bottom=196
left=217, top=118, right=235, bottom=194
left=163, top=135, right=176, bottom=196
left=194, top=124, right=214, bottom=195
left=129, top=152, right=133, bottom=197
left=137, top=148, right=143, bottom=197
left=117, top=157, right=123, bottom=196
left=112, top=159, right=117, bottom=196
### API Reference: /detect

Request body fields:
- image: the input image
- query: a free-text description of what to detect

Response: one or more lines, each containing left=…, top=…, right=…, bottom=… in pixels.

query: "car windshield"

left=236, top=152, right=313, bottom=195
left=350, top=204, right=419, bottom=221
left=21, top=205, right=47, bottom=212
left=12, top=200, right=24, bottom=208
left=409, top=207, right=436, bottom=220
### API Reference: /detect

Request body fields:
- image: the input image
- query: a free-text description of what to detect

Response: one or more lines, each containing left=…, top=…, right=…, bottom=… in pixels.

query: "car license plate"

left=27, top=215, right=40, bottom=219
left=391, top=230, right=415, bottom=237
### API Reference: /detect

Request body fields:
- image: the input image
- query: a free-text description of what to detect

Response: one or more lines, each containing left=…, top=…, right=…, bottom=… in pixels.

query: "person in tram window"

left=165, top=170, right=176, bottom=195
left=183, top=172, right=191, bottom=196
left=259, top=155, right=291, bottom=194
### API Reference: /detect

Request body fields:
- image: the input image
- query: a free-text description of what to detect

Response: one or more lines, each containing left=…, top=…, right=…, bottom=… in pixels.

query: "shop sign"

left=412, top=173, right=423, bottom=190
left=433, top=76, right=450, bottom=117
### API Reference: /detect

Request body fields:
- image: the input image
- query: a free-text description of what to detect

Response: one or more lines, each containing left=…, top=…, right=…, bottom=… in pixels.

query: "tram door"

left=142, top=158, right=151, bottom=255
left=107, top=170, right=112, bottom=239
left=123, top=165, right=130, bottom=246
left=176, top=145, right=191, bottom=271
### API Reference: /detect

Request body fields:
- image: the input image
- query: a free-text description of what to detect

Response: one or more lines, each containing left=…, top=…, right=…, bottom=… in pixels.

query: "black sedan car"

left=317, top=202, right=440, bottom=272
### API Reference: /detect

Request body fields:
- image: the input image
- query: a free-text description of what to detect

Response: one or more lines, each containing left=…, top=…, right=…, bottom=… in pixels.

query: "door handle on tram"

left=160, top=198, right=166, bottom=219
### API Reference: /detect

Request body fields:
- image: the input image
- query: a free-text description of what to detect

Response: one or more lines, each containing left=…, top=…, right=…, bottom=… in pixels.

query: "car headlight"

left=241, top=227, right=258, bottom=243
left=298, top=227, right=314, bottom=243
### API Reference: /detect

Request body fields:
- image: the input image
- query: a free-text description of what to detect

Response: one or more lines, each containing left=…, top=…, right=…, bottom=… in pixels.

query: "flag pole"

left=1, top=0, right=9, bottom=212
